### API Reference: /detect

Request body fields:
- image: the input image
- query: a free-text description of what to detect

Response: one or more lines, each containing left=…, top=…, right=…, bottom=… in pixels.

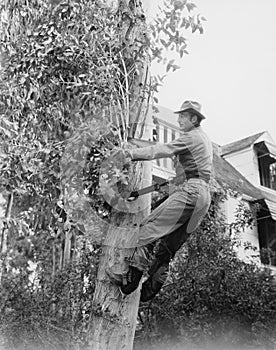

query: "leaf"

left=174, top=0, right=185, bottom=11
left=166, top=59, right=175, bottom=73
left=172, top=64, right=181, bottom=72
left=153, top=105, right=160, bottom=114
left=186, top=2, right=197, bottom=12
left=157, top=75, right=166, bottom=83
left=160, top=39, right=168, bottom=48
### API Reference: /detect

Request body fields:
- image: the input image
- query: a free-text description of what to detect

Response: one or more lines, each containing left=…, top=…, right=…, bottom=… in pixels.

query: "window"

left=257, top=203, right=276, bottom=266
left=172, top=129, right=176, bottom=141
left=270, top=163, right=276, bottom=189
left=163, top=127, right=168, bottom=168
left=153, top=124, right=160, bottom=142
left=155, top=124, right=160, bottom=167
left=255, top=142, right=276, bottom=190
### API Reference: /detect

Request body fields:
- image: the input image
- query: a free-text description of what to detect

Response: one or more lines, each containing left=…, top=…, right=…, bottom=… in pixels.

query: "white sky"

left=149, top=0, right=276, bottom=146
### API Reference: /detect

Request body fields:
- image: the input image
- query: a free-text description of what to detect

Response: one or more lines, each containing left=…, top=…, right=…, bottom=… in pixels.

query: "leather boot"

left=120, top=266, right=143, bottom=295
left=140, top=260, right=169, bottom=302
left=106, top=246, right=149, bottom=295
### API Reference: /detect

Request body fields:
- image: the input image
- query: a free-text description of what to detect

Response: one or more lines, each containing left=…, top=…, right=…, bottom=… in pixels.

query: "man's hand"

left=111, top=147, right=132, bottom=166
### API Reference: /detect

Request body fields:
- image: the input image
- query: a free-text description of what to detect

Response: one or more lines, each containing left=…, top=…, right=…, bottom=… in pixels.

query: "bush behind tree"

left=135, top=189, right=276, bottom=350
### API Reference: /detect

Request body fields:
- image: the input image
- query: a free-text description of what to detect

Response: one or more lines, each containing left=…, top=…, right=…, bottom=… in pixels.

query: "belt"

left=177, top=175, right=209, bottom=186
left=186, top=178, right=209, bottom=186
left=185, top=174, right=209, bottom=183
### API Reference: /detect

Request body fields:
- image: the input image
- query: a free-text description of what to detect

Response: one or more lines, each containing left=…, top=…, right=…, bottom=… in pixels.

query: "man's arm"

left=126, top=136, right=190, bottom=161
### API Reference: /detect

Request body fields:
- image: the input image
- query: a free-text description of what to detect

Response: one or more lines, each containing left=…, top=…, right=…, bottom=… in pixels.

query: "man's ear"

left=191, top=115, right=198, bottom=124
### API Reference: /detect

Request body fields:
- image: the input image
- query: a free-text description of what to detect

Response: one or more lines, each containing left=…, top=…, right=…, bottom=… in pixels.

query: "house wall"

left=223, top=132, right=275, bottom=187
left=224, top=196, right=261, bottom=265
left=222, top=133, right=276, bottom=274
left=152, top=163, right=175, bottom=179
left=223, top=148, right=261, bottom=186
left=151, top=118, right=181, bottom=180
left=224, top=196, right=276, bottom=275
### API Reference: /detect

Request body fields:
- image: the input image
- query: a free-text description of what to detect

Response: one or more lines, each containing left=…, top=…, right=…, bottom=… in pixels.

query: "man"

left=109, top=100, right=213, bottom=302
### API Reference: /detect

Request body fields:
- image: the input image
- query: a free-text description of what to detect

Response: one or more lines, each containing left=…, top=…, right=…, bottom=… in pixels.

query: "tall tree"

left=86, top=1, right=152, bottom=349
left=87, top=0, right=206, bottom=348
left=0, top=0, right=205, bottom=348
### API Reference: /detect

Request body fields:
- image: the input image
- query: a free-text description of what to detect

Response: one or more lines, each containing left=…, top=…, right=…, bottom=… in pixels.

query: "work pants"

left=132, top=178, right=211, bottom=270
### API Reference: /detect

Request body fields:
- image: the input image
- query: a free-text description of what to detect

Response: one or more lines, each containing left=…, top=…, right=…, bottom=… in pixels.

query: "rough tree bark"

left=87, top=162, right=151, bottom=350
left=0, top=192, right=13, bottom=283
left=87, top=1, right=152, bottom=349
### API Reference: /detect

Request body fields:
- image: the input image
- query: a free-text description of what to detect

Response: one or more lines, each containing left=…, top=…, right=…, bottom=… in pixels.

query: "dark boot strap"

left=154, top=264, right=169, bottom=283
left=125, top=246, right=149, bottom=271
left=148, top=241, right=173, bottom=276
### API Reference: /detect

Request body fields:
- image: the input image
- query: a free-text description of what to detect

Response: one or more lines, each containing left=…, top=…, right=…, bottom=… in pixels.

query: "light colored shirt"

left=127, top=127, right=213, bottom=183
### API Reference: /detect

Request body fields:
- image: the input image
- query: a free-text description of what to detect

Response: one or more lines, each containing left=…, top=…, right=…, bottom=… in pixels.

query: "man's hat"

left=174, top=100, right=206, bottom=120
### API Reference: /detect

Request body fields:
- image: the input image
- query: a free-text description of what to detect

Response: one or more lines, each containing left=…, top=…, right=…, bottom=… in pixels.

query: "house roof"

left=258, top=188, right=276, bottom=203
left=212, top=144, right=263, bottom=199
left=221, top=131, right=266, bottom=156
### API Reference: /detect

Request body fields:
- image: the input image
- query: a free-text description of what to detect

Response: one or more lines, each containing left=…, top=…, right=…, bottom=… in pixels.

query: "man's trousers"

left=132, top=178, right=211, bottom=269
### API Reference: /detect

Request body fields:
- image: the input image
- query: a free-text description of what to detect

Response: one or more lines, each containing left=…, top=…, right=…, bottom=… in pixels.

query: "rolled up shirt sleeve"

left=127, top=136, right=191, bottom=161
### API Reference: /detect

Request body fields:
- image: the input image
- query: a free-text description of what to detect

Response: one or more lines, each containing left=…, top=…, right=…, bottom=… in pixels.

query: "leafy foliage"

left=0, top=240, right=100, bottom=350
left=0, top=0, right=206, bottom=348
left=135, top=189, right=276, bottom=350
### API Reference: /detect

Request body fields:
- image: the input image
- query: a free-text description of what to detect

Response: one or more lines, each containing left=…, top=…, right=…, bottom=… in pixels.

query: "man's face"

left=177, top=111, right=195, bottom=132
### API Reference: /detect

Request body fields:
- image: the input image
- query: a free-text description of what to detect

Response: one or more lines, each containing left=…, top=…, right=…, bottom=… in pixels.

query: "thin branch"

left=110, top=99, right=123, bottom=144
left=119, top=52, right=130, bottom=130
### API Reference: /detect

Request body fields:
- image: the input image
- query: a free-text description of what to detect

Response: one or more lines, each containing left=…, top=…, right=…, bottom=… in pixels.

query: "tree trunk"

left=0, top=191, right=13, bottom=282
left=87, top=1, right=152, bottom=349
left=87, top=162, right=151, bottom=350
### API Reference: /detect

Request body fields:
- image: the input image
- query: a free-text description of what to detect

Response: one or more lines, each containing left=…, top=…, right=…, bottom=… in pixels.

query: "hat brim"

left=174, top=108, right=206, bottom=120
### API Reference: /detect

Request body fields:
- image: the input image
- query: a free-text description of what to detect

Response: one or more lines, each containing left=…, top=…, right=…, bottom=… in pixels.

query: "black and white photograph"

left=0, top=1, right=276, bottom=349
